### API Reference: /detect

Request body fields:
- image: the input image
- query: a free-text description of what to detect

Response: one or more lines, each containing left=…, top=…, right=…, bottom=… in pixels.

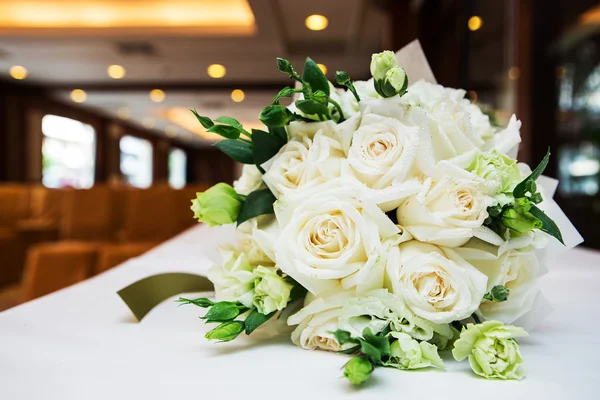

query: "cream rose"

left=206, top=247, right=255, bottom=308
left=233, top=164, right=264, bottom=196
left=236, top=217, right=276, bottom=266
left=288, top=292, right=351, bottom=351
left=262, top=130, right=345, bottom=199
left=385, top=241, right=488, bottom=324
left=397, top=165, right=499, bottom=247
left=456, top=239, right=540, bottom=323
left=344, top=112, right=422, bottom=211
left=274, top=180, right=400, bottom=295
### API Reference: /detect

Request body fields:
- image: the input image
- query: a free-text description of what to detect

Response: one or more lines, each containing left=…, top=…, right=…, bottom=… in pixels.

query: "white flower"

left=385, top=241, right=488, bottom=324
left=288, top=292, right=351, bottom=351
left=274, top=180, right=400, bottom=295
left=344, top=112, right=422, bottom=211
left=207, top=247, right=255, bottom=307
left=233, top=164, right=264, bottom=196
left=338, top=79, right=380, bottom=119
left=252, top=266, right=293, bottom=315
left=237, top=218, right=276, bottom=266
left=397, top=164, right=498, bottom=247
left=339, top=289, right=451, bottom=341
left=403, top=80, right=494, bottom=161
left=455, top=240, right=540, bottom=323
left=262, top=130, right=345, bottom=199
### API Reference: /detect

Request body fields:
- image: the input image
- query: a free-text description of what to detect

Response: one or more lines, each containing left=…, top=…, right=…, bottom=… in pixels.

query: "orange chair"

left=94, top=242, right=157, bottom=274
left=0, top=185, right=30, bottom=288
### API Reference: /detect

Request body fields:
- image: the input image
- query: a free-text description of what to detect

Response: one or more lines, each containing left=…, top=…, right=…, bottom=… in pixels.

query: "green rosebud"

left=205, top=321, right=245, bottom=342
left=452, top=321, right=528, bottom=380
left=252, top=266, right=293, bottom=315
left=343, top=357, right=374, bottom=385
left=386, top=332, right=445, bottom=370
left=370, top=50, right=398, bottom=81
left=259, top=105, right=293, bottom=127
left=377, top=66, right=409, bottom=97
left=191, top=183, right=244, bottom=226
left=501, top=198, right=542, bottom=233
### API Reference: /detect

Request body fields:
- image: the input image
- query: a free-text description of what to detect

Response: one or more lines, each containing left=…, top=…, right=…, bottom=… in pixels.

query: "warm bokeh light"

left=150, top=89, right=166, bottom=102
left=0, top=1, right=256, bottom=36
left=468, top=16, right=483, bottom=31
left=508, top=67, right=520, bottom=80
left=107, top=65, right=126, bottom=79
left=9, top=65, right=28, bottom=80
left=305, top=14, right=328, bottom=31
left=231, top=89, right=245, bottom=102
left=207, top=64, right=226, bottom=78
left=317, top=63, right=327, bottom=74
left=70, top=89, right=87, bottom=103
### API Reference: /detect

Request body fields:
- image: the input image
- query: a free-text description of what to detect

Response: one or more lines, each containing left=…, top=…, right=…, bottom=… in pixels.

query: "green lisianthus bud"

left=501, top=198, right=542, bottom=233
left=276, top=57, right=293, bottom=75
left=252, top=266, right=293, bottom=315
left=483, top=285, right=510, bottom=302
left=378, top=66, right=409, bottom=97
left=259, top=105, right=293, bottom=127
left=343, top=357, right=374, bottom=385
left=370, top=50, right=398, bottom=81
left=205, top=321, right=245, bottom=342
left=469, top=150, right=522, bottom=201
left=452, top=321, right=528, bottom=380
left=191, top=183, right=244, bottom=226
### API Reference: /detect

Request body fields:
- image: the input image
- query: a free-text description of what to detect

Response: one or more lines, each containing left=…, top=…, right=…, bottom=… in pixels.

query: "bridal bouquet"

left=182, top=45, right=579, bottom=385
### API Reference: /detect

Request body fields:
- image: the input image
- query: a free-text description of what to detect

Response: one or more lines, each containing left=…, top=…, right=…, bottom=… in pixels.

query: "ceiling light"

left=9, top=65, right=28, bottom=80
left=305, top=14, right=328, bottom=31
left=107, top=64, right=126, bottom=79
left=150, top=89, right=165, bottom=102
left=207, top=64, right=226, bottom=78
left=468, top=16, right=482, bottom=31
left=317, top=63, right=327, bottom=74
left=142, top=117, right=155, bottom=129
left=508, top=67, right=520, bottom=81
left=70, top=89, right=87, bottom=103
left=231, top=89, right=245, bottom=102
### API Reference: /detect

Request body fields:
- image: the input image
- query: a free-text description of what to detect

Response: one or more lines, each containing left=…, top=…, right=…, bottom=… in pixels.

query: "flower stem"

left=328, top=98, right=346, bottom=122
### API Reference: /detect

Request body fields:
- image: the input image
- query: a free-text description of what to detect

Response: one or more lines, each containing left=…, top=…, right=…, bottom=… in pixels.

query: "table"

left=1, top=225, right=599, bottom=400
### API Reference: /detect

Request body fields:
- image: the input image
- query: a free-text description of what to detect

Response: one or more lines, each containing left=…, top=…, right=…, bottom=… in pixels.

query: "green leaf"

left=205, top=321, right=244, bottom=342
left=252, top=129, right=286, bottom=171
left=215, top=116, right=243, bottom=130
left=362, top=328, right=390, bottom=358
left=213, top=140, right=254, bottom=164
left=483, top=285, right=510, bottom=302
left=244, top=308, right=276, bottom=335
left=334, top=330, right=358, bottom=346
left=530, top=204, right=565, bottom=244
left=201, top=302, right=244, bottom=323
left=259, top=105, right=293, bottom=127
left=288, top=279, right=307, bottom=302
left=338, top=344, right=361, bottom=355
left=302, top=57, right=330, bottom=96
left=343, top=357, right=374, bottom=386
left=236, top=188, right=276, bottom=226
left=295, top=99, right=330, bottom=117
left=176, top=297, right=214, bottom=308
left=359, top=340, right=382, bottom=363
left=269, top=126, right=288, bottom=142
left=207, top=125, right=241, bottom=140
left=191, top=109, right=214, bottom=129
left=513, top=149, right=550, bottom=198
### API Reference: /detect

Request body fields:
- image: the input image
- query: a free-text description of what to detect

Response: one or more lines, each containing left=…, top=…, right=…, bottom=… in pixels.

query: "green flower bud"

left=483, top=285, right=510, bottom=302
left=276, top=57, right=293, bottom=74
left=469, top=150, right=522, bottom=202
left=378, top=66, right=409, bottom=97
left=334, top=71, right=351, bottom=86
left=501, top=198, right=542, bottom=233
left=205, top=321, right=245, bottom=342
left=370, top=50, right=398, bottom=81
left=191, top=183, right=243, bottom=226
left=259, top=105, right=293, bottom=127
left=452, top=321, right=528, bottom=380
left=252, top=266, right=293, bottom=315
left=343, top=357, right=374, bottom=385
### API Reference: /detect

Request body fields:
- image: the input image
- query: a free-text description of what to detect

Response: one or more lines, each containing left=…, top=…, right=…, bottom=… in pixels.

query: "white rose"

left=403, top=80, right=493, bottom=161
left=274, top=180, right=400, bottom=295
left=288, top=292, right=351, bottom=351
left=339, top=289, right=451, bottom=341
left=338, top=79, right=380, bottom=119
left=455, top=239, right=540, bottom=323
left=262, top=130, right=345, bottom=199
left=344, top=112, right=422, bottom=211
left=385, top=241, right=488, bottom=324
left=207, top=247, right=255, bottom=307
left=233, top=164, right=264, bottom=196
left=237, top=218, right=276, bottom=266
left=397, top=164, right=499, bottom=247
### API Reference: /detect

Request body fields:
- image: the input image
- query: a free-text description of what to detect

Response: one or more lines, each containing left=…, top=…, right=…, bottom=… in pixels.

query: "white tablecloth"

left=1, top=225, right=599, bottom=399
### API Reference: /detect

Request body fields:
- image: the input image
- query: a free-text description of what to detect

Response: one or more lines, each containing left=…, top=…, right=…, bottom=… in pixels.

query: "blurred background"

left=0, top=0, right=598, bottom=309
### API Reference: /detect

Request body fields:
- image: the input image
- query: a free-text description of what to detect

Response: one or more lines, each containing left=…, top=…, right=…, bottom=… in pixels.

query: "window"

left=42, top=115, right=96, bottom=189
left=120, top=136, right=153, bottom=188
left=168, top=148, right=187, bottom=189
